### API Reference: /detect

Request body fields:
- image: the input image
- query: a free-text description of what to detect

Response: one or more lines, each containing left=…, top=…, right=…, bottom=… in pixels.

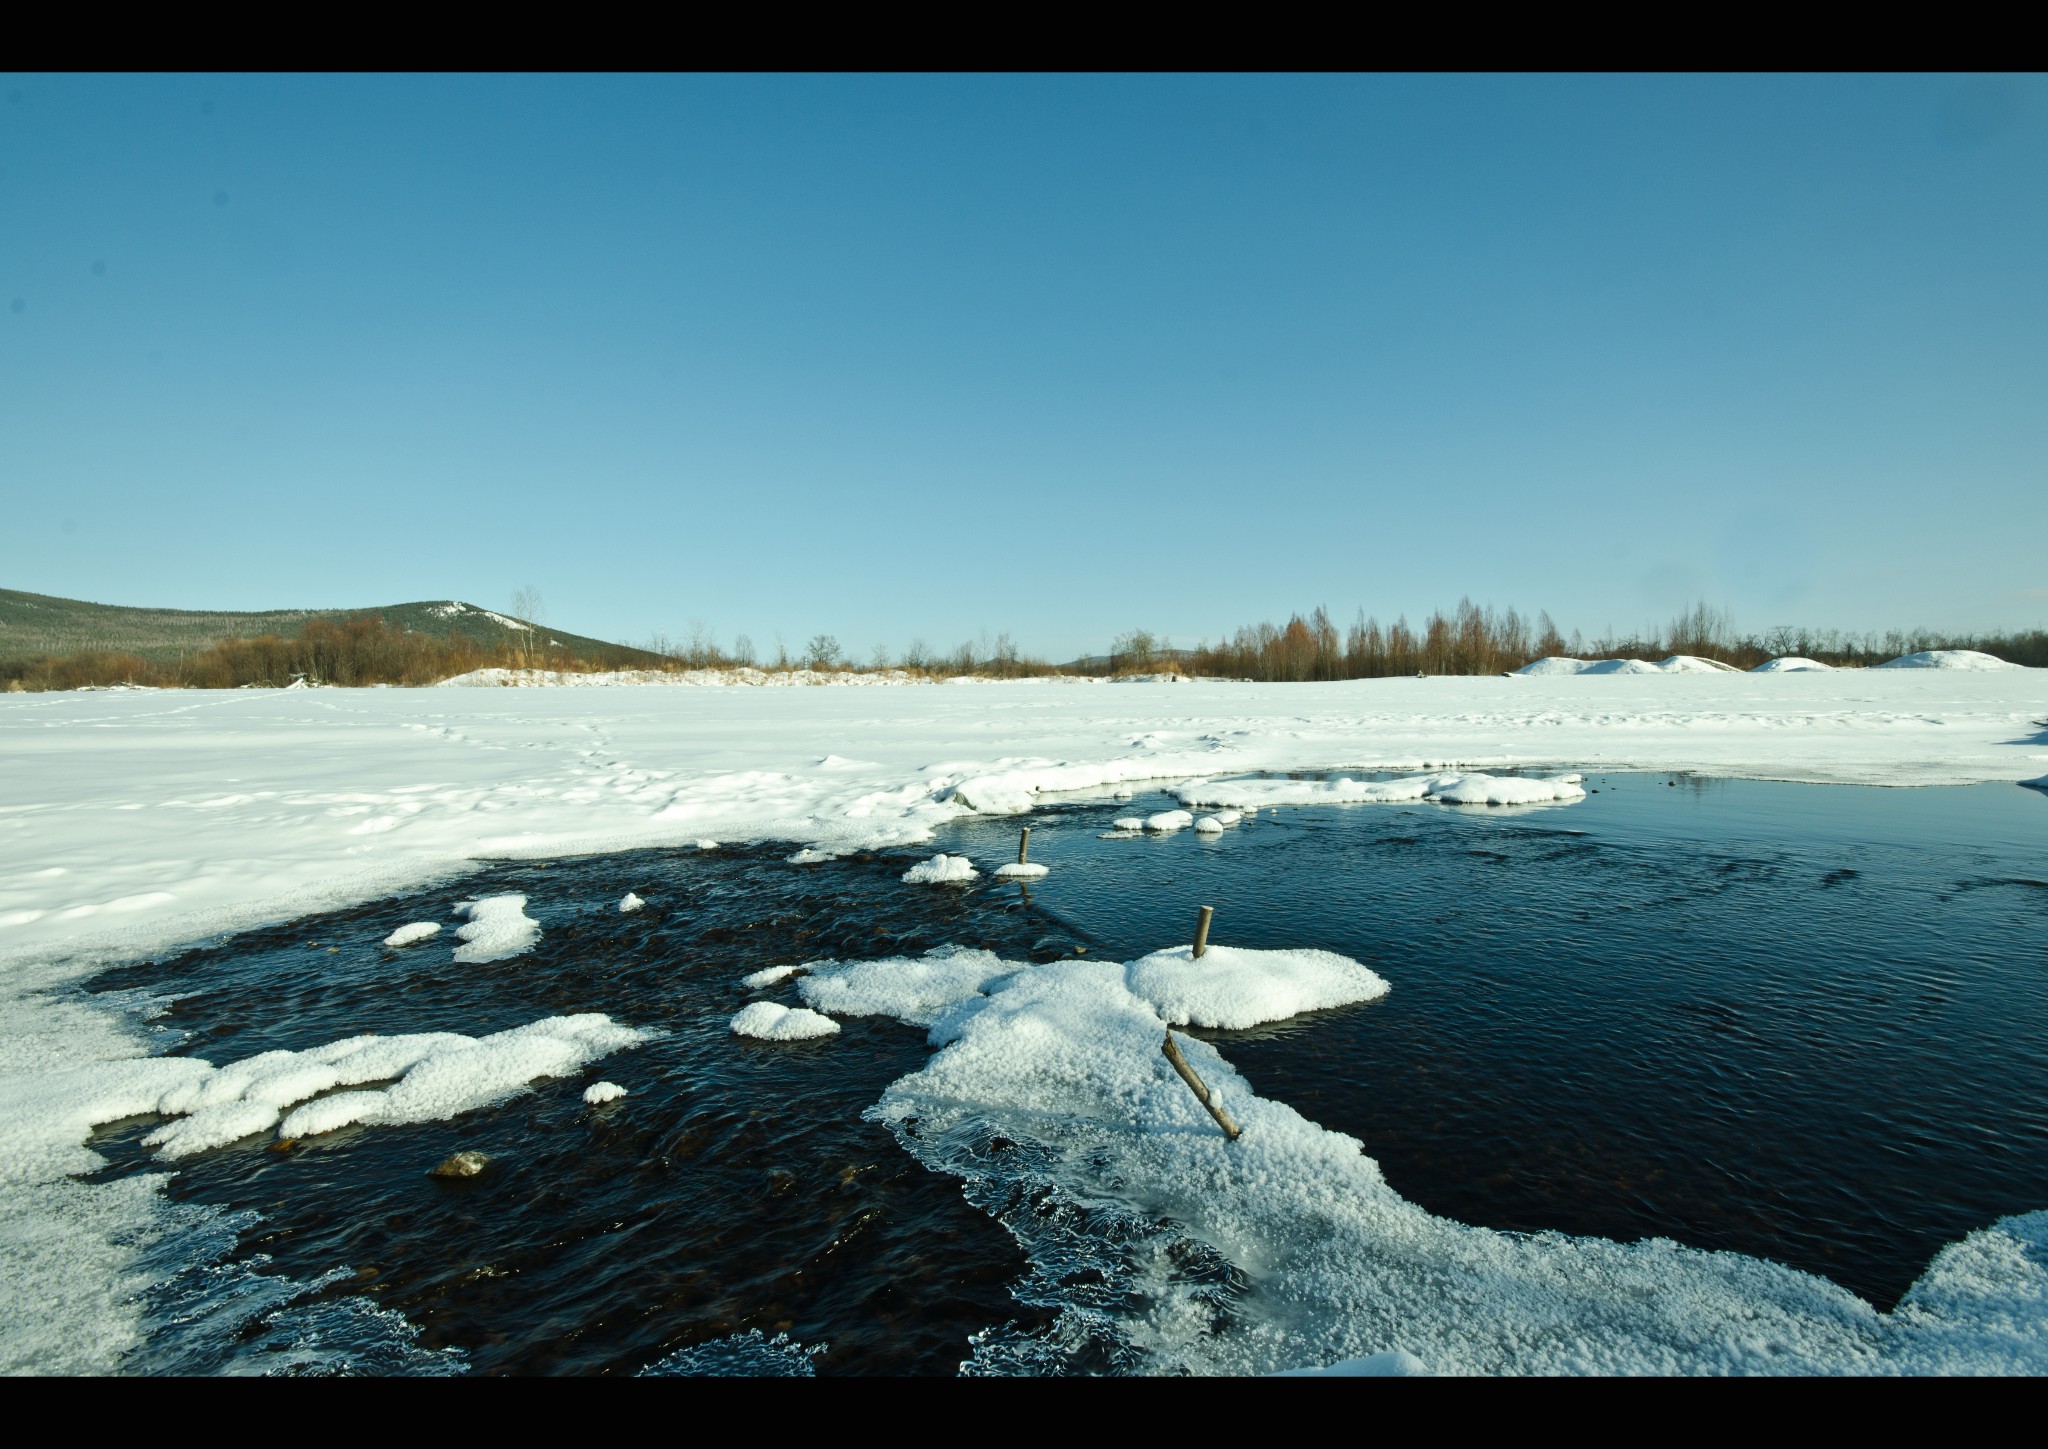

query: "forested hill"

left=0, top=589, right=657, bottom=667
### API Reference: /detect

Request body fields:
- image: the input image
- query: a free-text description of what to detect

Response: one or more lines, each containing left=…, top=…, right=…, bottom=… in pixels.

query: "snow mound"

left=902, top=853, right=979, bottom=884
left=452, top=895, right=541, bottom=963
left=59, top=1014, right=657, bottom=1159
left=1214, top=809, right=1243, bottom=825
left=1659, top=655, right=1743, bottom=673
left=1752, top=657, right=1835, bottom=673
left=1194, top=816, right=1226, bottom=834
left=618, top=892, right=645, bottom=913
left=1111, top=818, right=1146, bottom=832
left=1514, top=656, right=1737, bottom=676
left=1126, top=943, right=1390, bottom=1029
left=1145, top=810, right=1195, bottom=832
left=1172, top=772, right=1585, bottom=809
left=1879, top=650, right=2020, bottom=671
left=798, top=947, right=1017, bottom=1029
left=583, top=1081, right=628, bottom=1105
left=382, top=922, right=440, bottom=948
left=729, top=1002, right=840, bottom=1041
left=993, top=862, right=1049, bottom=879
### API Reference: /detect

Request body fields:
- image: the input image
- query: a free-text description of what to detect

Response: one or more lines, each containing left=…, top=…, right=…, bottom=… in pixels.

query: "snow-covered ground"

left=3, top=672, right=2045, bottom=1372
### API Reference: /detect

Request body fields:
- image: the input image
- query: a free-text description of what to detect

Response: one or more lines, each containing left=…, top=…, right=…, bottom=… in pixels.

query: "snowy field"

left=3, top=671, right=2045, bottom=1372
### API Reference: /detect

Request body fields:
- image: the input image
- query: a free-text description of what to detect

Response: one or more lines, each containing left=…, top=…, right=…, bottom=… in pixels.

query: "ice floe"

left=618, top=892, right=645, bottom=913
left=1145, top=810, right=1195, bottom=832
left=1879, top=650, right=2020, bottom=670
left=451, top=894, right=541, bottom=963
left=1171, top=771, right=1585, bottom=809
left=382, top=921, right=441, bottom=948
left=780, top=942, right=2048, bottom=1375
left=902, top=853, right=979, bottom=884
left=742, top=963, right=810, bottom=989
left=729, top=1002, right=839, bottom=1041
left=993, top=862, right=1049, bottom=879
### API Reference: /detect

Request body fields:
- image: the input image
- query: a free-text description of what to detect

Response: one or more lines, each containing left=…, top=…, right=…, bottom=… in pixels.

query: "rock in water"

left=429, top=1150, right=491, bottom=1179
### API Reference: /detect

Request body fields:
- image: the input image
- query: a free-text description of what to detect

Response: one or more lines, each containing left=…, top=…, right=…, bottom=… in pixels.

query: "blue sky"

left=3, top=73, right=2043, bottom=658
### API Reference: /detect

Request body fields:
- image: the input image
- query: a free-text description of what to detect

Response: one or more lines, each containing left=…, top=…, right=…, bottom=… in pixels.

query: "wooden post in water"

left=1017, top=827, right=1031, bottom=865
left=1162, top=1031, right=1242, bottom=1140
left=1192, top=905, right=1214, bottom=959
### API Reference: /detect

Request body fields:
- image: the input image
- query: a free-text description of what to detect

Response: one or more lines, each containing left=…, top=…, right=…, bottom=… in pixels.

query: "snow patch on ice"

left=382, top=921, right=440, bottom=948
left=743, top=963, right=810, bottom=988
left=797, top=946, right=1016, bottom=1030
left=1125, top=943, right=1390, bottom=1029
left=451, top=894, right=540, bottom=963
left=993, top=862, right=1049, bottom=879
left=1172, top=772, right=1585, bottom=809
left=1193, top=815, right=1225, bottom=834
left=729, top=1002, right=840, bottom=1041
left=902, top=853, right=978, bottom=884
left=1144, top=810, right=1195, bottom=832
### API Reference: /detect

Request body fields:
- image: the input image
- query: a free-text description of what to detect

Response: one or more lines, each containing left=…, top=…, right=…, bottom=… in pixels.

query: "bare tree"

left=731, top=633, right=757, bottom=667
left=804, top=634, right=842, bottom=669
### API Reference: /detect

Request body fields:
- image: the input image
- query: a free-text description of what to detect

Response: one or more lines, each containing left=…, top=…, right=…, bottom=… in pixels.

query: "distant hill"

left=0, top=588, right=662, bottom=667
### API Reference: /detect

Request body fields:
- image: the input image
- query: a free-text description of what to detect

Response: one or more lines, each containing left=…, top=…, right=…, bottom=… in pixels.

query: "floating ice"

left=583, top=1081, right=628, bottom=1105
left=1194, top=816, right=1225, bottom=834
left=729, top=1002, right=840, bottom=1041
left=993, top=862, right=1049, bottom=879
left=1878, top=650, right=2020, bottom=671
left=1214, top=809, right=1242, bottom=825
left=1145, top=810, right=1195, bottom=832
left=1172, top=772, right=1585, bottom=810
left=1752, top=658, right=1835, bottom=673
left=618, top=892, right=644, bottom=913
left=452, top=895, right=540, bottom=963
left=787, top=847, right=837, bottom=864
left=1112, top=818, right=1146, bottom=832
left=41, top=1015, right=659, bottom=1160
left=383, top=921, right=441, bottom=948
left=798, top=946, right=1016, bottom=1029
left=1125, top=943, right=1390, bottom=1029
left=742, top=963, right=810, bottom=988
left=902, top=853, right=978, bottom=884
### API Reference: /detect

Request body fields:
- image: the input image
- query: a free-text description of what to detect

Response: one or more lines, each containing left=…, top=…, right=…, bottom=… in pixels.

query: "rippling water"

left=84, top=773, right=2048, bottom=1372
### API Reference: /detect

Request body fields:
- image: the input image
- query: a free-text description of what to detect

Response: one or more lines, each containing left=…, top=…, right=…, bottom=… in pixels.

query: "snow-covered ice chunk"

left=1125, top=943, right=1390, bottom=1030
left=1172, top=772, right=1584, bottom=810
left=583, top=1081, right=628, bottom=1105
left=1878, top=649, right=2020, bottom=670
left=742, top=963, right=810, bottom=988
left=383, top=921, right=441, bottom=948
left=993, top=862, right=1049, bottom=879
left=452, top=894, right=541, bottom=963
left=787, top=847, right=838, bottom=864
left=697, top=840, right=720, bottom=850
left=902, top=853, right=978, bottom=884
left=1144, top=810, right=1195, bottom=832
left=798, top=947, right=1016, bottom=1030
left=1193, top=815, right=1225, bottom=834
left=729, top=1002, right=840, bottom=1041
left=1111, top=818, right=1146, bottom=832
left=618, top=892, right=645, bottom=913
left=1214, top=809, right=1242, bottom=825
left=1751, top=657, right=1834, bottom=673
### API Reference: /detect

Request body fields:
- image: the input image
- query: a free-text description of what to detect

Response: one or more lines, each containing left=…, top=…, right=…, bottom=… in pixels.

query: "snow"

left=4, top=672, right=2047, bottom=1370
left=1145, top=810, right=1195, bottom=832
left=1273, top=1350, right=1430, bottom=1376
left=441, top=666, right=929, bottom=688
left=993, top=862, right=1049, bottom=879
left=729, top=1002, right=839, bottom=1041
left=790, top=942, right=2048, bottom=1375
left=1879, top=650, right=2019, bottom=671
left=382, top=921, right=440, bottom=948
left=1194, top=815, right=1225, bottom=833
left=1515, top=655, right=1742, bottom=676
left=741, top=963, right=809, bottom=988
left=1752, top=657, right=1835, bottom=673
left=618, top=892, right=644, bottom=913
left=451, top=894, right=540, bottom=963
left=583, top=1081, right=628, bottom=1105
left=1172, top=771, right=1586, bottom=809
left=902, top=853, right=978, bottom=884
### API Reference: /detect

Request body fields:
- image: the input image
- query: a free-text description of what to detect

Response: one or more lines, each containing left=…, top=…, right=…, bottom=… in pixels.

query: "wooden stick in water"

left=1192, top=904, right=1214, bottom=959
left=1162, top=1030, right=1242, bottom=1140
left=1017, top=827, right=1031, bottom=865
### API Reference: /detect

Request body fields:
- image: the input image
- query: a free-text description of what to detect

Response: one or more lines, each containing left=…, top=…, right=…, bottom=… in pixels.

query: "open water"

left=82, top=773, right=2048, bottom=1373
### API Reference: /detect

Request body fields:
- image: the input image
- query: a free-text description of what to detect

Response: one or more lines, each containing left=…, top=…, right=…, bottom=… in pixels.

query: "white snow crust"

left=729, top=1002, right=840, bottom=1041
left=1171, top=771, right=1586, bottom=809
left=5, top=672, right=2047, bottom=1370
left=1878, top=650, right=2019, bottom=671
left=993, top=862, right=1049, bottom=879
left=902, top=853, right=979, bottom=884
left=382, top=921, right=441, bottom=948
left=583, top=1081, right=628, bottom=1105
left=781, top=942, right=2048, bottom=1375
left=1752, top=658, right=1835, bottom=673
left=451, top=895, right=540, bottom=963
left=1145, top=810, right=1195, bottom=832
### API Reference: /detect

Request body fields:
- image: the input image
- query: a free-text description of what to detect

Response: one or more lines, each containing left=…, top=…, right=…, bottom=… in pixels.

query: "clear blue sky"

left=3, top=73, right=2043, bottom=658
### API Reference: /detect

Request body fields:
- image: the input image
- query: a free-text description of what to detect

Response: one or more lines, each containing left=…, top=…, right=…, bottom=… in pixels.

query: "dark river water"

left=84, top=773, right=2048, bottom=1374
